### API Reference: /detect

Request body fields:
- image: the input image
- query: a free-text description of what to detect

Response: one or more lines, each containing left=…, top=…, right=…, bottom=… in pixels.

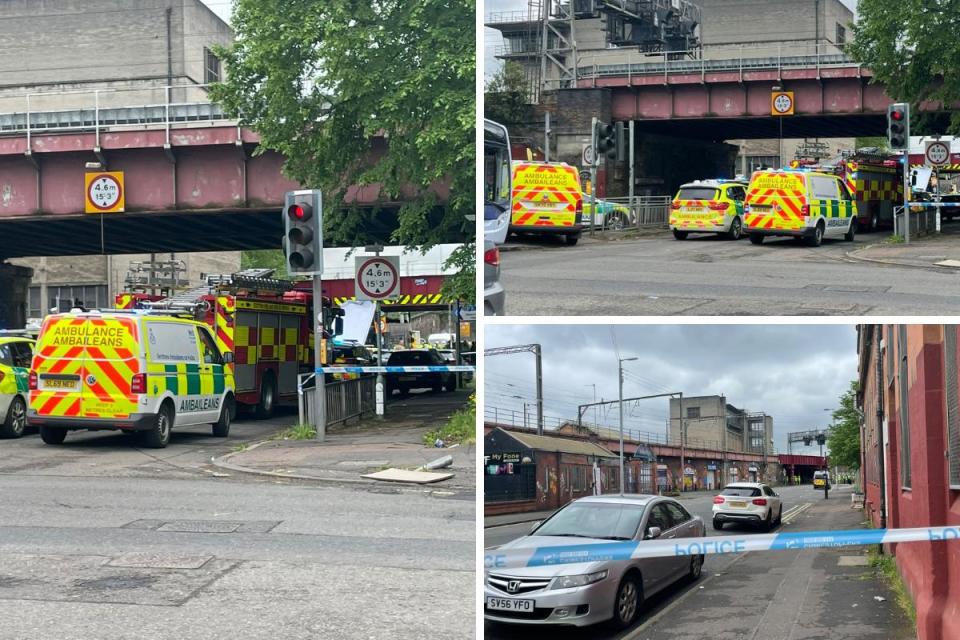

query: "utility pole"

left=486, top=343, right=544, bottom=435
left=679, top=391, right=685, bottom=492
left=618, top=357, right=638, bottom=495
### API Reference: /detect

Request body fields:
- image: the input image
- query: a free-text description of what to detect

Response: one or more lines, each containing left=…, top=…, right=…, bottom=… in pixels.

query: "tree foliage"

left=848, top=0, right=960, bottom=133
left=211, top=0, right=475, bottom=298
left=828, top=380, right=862, bottom=470
left=485, top=62, right=531, bottom=125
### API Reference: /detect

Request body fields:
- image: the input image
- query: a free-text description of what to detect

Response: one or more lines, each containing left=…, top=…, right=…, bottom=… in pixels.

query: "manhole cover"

left=108, top=553, right=212, bottom=570
left=157, top=521, right=241, bottom=534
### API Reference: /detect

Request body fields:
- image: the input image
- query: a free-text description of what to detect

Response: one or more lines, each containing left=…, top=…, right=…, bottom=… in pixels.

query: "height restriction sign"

left=84, top=172, right=125, bottom=213
left=925, top=140, right=951, bottom=167
left=771, top=91, right=795, bottom=116
left=355, top=256, right=400, bottom=301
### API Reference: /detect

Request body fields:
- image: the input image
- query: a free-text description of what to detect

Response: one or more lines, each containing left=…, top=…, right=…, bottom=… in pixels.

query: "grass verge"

left=868, top=546, right=916, bottom=626
left=424, top=395, right=476, bottom=446
left=278, top=423, right=318, bottom=440
left=884, top=233, right=905, bottom=244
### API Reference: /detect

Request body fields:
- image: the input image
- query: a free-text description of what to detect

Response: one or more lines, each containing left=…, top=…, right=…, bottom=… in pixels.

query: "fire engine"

left=116, top=270, right=332, bottom=418
left=790, top=152, right=903, bottom=231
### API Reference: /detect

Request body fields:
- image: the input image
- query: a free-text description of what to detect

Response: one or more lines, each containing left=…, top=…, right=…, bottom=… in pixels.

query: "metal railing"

left=298, top=373, right=376, bottom=428
left=584, top=196, right=672, bottom=234
left=485, top=10, right=543, bottom=23
left=0, top=83, right=236, bottom=149
left=575, top=41, right=857, bottom=83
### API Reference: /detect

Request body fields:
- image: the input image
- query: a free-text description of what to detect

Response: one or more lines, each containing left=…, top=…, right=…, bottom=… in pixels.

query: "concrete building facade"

left=856, top=324, right=960, bottom=640
left=0, top=0, right=240, bottom=320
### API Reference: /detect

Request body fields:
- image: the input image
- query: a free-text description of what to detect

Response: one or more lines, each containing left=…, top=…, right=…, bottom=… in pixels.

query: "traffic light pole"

left=313, top=275, right=326, bottom=441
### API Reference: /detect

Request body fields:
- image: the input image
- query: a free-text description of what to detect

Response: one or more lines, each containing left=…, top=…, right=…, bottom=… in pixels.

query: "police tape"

left=907, top=202, right=960, bottom=208
left=315, top=365, right=475, bottom=373
left=484, top=525, right=960, bottom=570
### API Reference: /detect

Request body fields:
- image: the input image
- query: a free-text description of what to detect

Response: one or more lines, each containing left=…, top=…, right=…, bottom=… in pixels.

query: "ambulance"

left=27, top=310, right=236, bottom=448
left=670, top=179, right=748, bottom=240
left=510, top=161, right=583, bottom=245
left=0, top=331, right=34, bottom=439
left=743, top=168, right=857, bottom=246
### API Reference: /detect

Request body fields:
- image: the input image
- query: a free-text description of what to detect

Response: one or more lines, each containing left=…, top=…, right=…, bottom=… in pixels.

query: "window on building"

left=28, top=286, right=42, bottom=319
left=898, top=325, right=911, bottom=489
left=686, top=406, right=700, bottom=419
left=41, top=285, right=108, bottom=315
left=945, top=325, right=960, bottom=489
left=886, top=325, right=894, bottom=385
left=751, top=437, right=763, bottom=449
left=836, top=24, right=846, bottom=45
left=204, top=48, right=221, bottom=84
left=745, top=155, right=780, bottom=172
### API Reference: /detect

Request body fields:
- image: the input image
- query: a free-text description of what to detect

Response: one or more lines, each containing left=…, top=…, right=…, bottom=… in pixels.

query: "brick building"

left=857, top=324, right=960, bottom=640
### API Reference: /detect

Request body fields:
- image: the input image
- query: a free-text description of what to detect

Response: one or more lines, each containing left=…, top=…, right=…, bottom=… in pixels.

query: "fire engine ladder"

left=206, top=270, right=295, bottom=295
left=139, top=285, right=213, bottom=314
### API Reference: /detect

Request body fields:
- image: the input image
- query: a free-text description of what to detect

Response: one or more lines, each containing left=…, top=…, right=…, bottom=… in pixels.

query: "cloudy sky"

left=201, top=0, right=232, bottom=24
left=484, top=324, right=859, bottom=454
left=484, top=0, right=859, bottom=79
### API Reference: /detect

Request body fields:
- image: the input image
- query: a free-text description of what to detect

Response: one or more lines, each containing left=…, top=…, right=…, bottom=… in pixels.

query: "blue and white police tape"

left=315, top=365, right=475, bottom=374
left=484, top=525, right=960, bottom=570
left=907, top=202, right=960, bottom=208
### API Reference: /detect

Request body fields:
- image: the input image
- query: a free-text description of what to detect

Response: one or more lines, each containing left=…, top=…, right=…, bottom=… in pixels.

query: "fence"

left=583, top=196, right=672, bottom=235
left=298, top=374, right=376, bottom=429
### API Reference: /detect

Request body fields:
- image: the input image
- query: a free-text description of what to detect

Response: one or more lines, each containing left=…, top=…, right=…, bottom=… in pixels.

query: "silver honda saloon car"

left=484, top=495, right=705, bottom=629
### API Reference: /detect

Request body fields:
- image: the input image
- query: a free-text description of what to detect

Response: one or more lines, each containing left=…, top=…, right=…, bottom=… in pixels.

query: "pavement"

left=215, top=389, right=475, bottom=496
left=847, top=227, right=960, bottom=269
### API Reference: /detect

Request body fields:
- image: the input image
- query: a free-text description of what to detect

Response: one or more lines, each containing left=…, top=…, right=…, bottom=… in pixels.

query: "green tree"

left=211, top=0, right=475, bottom=301
left=848, top=0, right=960, bottom=133
left=240, top=250, right=288, bottom=280
left=828, top=380, right=862, bottom=470
left=485, top=62, right=531, bottom=125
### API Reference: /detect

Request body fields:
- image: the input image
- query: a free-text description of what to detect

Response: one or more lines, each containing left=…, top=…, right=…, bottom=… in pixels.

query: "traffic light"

left=283, top=190, right=323, bottom=275
left=816, top=434, right=826, bottom=446
left=595, top=121, right=617, bottom=161
left=887, top=103, right=909, bottom=150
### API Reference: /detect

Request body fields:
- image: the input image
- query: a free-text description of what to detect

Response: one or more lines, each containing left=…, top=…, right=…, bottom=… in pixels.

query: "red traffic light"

left=287, top=202, right=312, bottom=221
left=891, top=110, right=904, bottom=121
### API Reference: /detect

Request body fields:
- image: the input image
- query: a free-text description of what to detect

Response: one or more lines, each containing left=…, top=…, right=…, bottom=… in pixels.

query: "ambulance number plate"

left=40, top=375, right=80, bottom=390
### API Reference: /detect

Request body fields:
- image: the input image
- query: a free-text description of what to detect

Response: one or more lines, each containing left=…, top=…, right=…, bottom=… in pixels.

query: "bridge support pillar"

left=0, top=262, right=33, bottom=329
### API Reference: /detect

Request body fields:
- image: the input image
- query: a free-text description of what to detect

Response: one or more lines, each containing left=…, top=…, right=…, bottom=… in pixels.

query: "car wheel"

left=39, top=425, right=67, bottom=445
left=726, top=216, right=742, bottom=240
left=870, top=212, right=879, bottom=232
left=445, top=376, right=457, bottom=392
left=749, top=234, right=764, bottom=245
left=564, top=234, right=580, bottom=246
left=0, top=395, right=27, bottom=438
left=673, top=230, right=689, bottom=240
left=398, top=385, right=410, bottom=397
left=844, top=218, right=856, bottom=242
left=776, top=505, right=783, bottom=525
left=254, top=373, right=277, bottom=419
left=432, top=380, right=443, bottom=393
left=712, top=518, right=723, bottom=531
left=762, top=510, right=773, bottom=533
left=142, top=404, right=172, bottom=449
left=610, top=573, right=642, bottom=630
left=688, top=554, right=704, bottom=580
left=212, top=397, right=233, bottom=437
left=806, top=222, right=824, bottom=247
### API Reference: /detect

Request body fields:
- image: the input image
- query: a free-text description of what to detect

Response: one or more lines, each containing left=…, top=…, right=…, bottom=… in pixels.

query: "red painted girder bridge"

left=576, top=53, right=930, bottom=139
left=0, top=119, right=450, bottom=258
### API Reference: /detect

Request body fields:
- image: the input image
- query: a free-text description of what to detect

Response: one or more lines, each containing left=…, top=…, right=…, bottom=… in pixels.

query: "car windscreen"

left=677, top=187, right=719, bottom=201
left=533, top=502, right=644, bottom=540
left=721, top=486, right=761, bottom=497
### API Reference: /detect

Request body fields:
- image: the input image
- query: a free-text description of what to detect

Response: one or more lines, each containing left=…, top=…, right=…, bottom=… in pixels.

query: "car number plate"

left=42, top=378, right=78, bottom=390
left=399, top=375, right=416, bottom=382
left=749, top=205, right=772, bottom=214
left=486, top=597, right=534, bottom=612
left=729, top=501, right=747, bottom=508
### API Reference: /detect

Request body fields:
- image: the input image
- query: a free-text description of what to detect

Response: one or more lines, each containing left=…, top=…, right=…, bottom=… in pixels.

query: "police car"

left=0, top=332, right=35, bottom=438
left=671, top=179, right=749, bottom=240
left=27, top=309, right=236, bottom=448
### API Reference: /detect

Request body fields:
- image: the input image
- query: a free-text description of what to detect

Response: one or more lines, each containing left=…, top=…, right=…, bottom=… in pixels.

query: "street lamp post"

left=618, top=357, right=638, bottom=496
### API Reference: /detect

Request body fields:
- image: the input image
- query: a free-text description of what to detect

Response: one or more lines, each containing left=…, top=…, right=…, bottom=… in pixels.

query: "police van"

left=0, top=332, right=35, bottom=439
left=744, top=169, right=857, bottom=247
left=27, top=310, right=236, bottom=448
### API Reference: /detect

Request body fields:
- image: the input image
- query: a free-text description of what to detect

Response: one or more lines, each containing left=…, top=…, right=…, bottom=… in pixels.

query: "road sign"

left=771, top=91, right=795, bottom=117
left=925, top=140, right=951, bottom=167
left=582, top=144, right=594, bottom=167
left=355, top=255, right=400, bottom=301
left=84, top=171, right=125, bottom=213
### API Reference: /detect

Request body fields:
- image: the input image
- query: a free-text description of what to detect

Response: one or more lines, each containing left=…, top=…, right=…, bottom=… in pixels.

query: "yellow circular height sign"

left=771, top=91, right=795, bottom=116
left=84, top=171, right=125, bottom=213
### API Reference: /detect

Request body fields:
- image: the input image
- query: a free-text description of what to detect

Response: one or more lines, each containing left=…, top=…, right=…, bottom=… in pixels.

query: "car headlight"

left=549, top=570, right=608, bottom=590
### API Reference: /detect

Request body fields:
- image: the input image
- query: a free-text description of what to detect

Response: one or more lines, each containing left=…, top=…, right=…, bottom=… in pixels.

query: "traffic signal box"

left=284, top=190, right=323, bottom=276
left=887, top=103, right=909, bottom=150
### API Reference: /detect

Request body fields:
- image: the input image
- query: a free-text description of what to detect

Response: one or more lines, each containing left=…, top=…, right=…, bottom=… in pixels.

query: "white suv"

left=712, top=482, right=782, bottom=532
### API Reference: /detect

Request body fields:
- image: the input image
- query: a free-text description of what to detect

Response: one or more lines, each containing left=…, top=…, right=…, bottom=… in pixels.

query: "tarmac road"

left=483, top=485, right=912, bottom=640
left=499, top=230, right=960, bottom=315
left=0, top=391, right=473, bottom=639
